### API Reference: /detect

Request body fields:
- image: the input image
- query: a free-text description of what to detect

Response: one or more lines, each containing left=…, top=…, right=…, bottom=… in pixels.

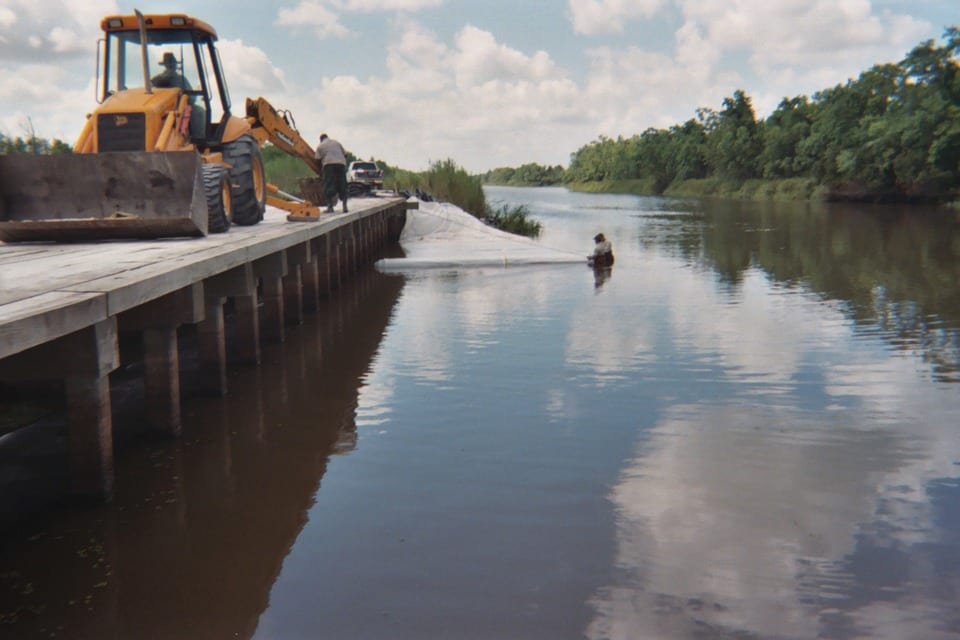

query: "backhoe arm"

left=243, top=96, right=328, bottom=221
left=245, top=97, right=322, bottom=175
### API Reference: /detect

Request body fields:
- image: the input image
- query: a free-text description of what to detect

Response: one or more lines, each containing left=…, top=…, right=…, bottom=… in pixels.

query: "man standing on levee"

left=315, top=133, right=348, bottom=213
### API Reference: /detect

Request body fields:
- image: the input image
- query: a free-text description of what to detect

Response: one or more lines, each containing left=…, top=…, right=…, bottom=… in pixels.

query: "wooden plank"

left=0, top=198, right=403, bottom=356
left=233, top=293, right=261, bottom=365
left=0, top=318, right=118, bottom=380
left=0, top=291, right=107, bottom=360
left=66, top=373, right=115, bottom=501
left=283, top=266, right=304, bottom=326
left=261, top=276, right=285, bottom=343
left=63, top=247, right=256, bottom=315
left=0, top=198, right=395, bottom=291
left=205, top=264, right=256, bottom=299
left=286, top=240, right=312, bottom=266
left=120, top=283, right=204, bottom=331
left=197, top=300, right=227, bottom=396
left=144, top=327, right=181, bottom=437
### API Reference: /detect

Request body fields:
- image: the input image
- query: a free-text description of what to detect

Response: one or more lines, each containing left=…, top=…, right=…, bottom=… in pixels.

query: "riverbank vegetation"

left=488, top=27, right=960, bottom=203
left=389, top=159, right=542, bottom=237
left=482, top=164, right=565, bottom=186
left=482, top=204, right=542, bottom=237
left=260, top=149, right=542, bottom=237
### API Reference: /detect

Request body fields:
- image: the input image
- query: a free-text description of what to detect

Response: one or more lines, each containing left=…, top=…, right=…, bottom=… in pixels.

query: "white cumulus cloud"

left=0, top=0, right=117, bottom=60
left=217, top=39, right=288, bottom=98
left=568, top=0, right=666, bottom=35
left=339, top=0, right=443, bottom=10
left=384, top=18, right=451, bottom=92
left=0, top=6, right=16, bottom=29
left=453, top=25, right=558, bottom=88
left=276, top=1, right=351, bottom=39
left=675, top=0, right=930, bottom=70
left=275, top=0, right=442, bottom=39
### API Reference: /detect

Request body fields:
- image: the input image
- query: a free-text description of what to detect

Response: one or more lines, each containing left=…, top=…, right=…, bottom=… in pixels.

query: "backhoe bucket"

left=0, top=152, right=208, bottom=242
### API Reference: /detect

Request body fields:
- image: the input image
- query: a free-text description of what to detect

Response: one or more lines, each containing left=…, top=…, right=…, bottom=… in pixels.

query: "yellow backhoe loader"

left=0, top=11, right=324, bottom=243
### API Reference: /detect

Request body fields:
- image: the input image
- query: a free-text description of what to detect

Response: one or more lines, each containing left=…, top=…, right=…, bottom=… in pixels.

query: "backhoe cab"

left=0, top=11, right=310, bottom=242
left=84, top=13, right=235, bottom=150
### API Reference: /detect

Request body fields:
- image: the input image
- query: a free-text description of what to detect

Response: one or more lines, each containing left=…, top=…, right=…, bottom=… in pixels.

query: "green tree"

left=559, top=26, right=960, bottom=201
left=759, top=96, right=814, bottom=178
left=705, top=90, right=762, bottom=180
left=0, top=132, right=73, bottom=155
left=667, top=119, right=709, bottom=182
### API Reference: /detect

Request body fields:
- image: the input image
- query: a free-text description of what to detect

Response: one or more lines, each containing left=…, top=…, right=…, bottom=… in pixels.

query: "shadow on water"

left=0, top=269, right=405, bottom=639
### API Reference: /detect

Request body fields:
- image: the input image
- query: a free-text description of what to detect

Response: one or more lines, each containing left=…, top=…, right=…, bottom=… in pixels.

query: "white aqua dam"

left=376, top=199, right=585, bottom=269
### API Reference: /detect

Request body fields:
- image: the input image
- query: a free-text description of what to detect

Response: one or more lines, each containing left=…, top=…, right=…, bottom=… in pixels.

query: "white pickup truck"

left=346, top=161, right=384, bottom=189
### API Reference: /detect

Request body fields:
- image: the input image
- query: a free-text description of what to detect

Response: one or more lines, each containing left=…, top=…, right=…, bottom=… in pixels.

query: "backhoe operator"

left=151, top=52, right=205, bottom=138
left=151, top=52, right=191, bottom=90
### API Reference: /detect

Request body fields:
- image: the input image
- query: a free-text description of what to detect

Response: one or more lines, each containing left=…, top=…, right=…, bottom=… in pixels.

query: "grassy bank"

left=567, top=177, right=828, bottom=201
left=565, top=178, right=659, bottom=195
left=664, top=177, right=827, bottom=201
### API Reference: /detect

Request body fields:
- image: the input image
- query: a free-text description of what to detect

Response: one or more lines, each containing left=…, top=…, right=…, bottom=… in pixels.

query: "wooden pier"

left=0, top=197, right=407, bottom=502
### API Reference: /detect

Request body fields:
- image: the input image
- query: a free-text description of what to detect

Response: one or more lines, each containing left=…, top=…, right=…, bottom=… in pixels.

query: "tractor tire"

left=223, top=134, right=266, bottom=226
left=202, top=163, right=232, bottom=234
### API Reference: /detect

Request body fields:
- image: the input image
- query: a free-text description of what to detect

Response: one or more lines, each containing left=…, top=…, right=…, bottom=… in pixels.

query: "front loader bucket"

left=0, top=151, right=208, bottom=242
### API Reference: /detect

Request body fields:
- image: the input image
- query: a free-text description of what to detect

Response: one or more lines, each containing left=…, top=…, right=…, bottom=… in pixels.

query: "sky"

left=0, top=0, right=956, bottom=172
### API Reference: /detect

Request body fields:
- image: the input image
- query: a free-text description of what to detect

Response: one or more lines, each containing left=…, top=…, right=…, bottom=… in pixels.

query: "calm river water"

left=2, top=186, right=959, bottom=639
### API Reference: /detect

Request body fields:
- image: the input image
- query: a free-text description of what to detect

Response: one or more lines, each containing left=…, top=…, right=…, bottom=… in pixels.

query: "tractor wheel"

left=223, top=134, right=266, bottom=226
left=202, top=164, right=232, bottom=234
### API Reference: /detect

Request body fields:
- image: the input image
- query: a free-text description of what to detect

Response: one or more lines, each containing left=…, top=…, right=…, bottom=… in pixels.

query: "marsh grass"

left=482, top=204, right=542, bottom=238
left=566, top=178, right=659, bottom=195
left=263, top=145, right=314, bottom=193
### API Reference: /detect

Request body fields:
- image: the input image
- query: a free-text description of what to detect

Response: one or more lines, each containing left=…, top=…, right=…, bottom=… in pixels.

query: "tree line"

left=0, top=133, right=72, bottom=155
left=482, top=163, right=565, bottom=186
left=486, top=27, right=960, bottom=201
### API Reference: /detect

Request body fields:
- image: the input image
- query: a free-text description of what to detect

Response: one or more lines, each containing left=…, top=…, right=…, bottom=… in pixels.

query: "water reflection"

left=381, top=265, right=581, bottom=386
left=3, top=188, right=958, bottom=639
left=495, top=187, right=960, bottom=637
left=0, top=270, right=405, bottom=639
left=593, top=265, right=612, bottom=290
left=588, top=398, right=960, bottom=639
left=654, top=200, right=960, bottom=383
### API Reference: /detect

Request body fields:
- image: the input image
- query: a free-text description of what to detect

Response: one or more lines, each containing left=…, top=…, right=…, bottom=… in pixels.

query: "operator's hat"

left=159, top=52, right=177, bottom=67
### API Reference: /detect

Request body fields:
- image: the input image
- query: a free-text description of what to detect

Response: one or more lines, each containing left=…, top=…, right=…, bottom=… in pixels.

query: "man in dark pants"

left=315, top=133, right=348, bottom=213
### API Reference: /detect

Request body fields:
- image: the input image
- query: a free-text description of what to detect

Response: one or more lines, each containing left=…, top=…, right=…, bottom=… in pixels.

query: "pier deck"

left=0, top=196, right=407, bottom=502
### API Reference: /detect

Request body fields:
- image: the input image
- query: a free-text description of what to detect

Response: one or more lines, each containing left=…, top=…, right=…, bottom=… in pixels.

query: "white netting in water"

left=376, top=200, right=583, bottom=269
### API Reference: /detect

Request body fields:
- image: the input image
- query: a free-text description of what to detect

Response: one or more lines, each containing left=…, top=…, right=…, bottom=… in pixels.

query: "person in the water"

left=588, top=233, right=614, bottom=267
